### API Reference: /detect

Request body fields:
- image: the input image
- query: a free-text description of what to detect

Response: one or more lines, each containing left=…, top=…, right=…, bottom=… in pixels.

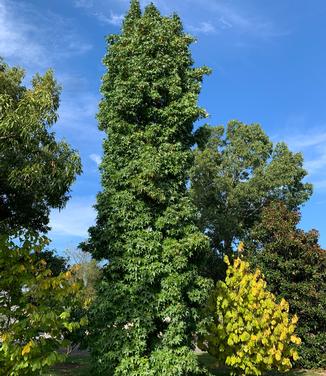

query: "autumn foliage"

left=0, top=234, right=86, bottom=375
left=203, top=256, right=301, bottom=375
left=246, top=202, right=326, bottom=368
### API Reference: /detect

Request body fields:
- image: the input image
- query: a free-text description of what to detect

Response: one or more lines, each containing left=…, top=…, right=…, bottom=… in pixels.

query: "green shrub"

left=0, top=234, right=85, bottom=375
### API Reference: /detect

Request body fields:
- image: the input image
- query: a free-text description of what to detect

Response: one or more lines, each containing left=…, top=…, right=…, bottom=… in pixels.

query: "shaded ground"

left=46, top=352, right=325, bottom=376
left=45, top=352, right=91, bottom=376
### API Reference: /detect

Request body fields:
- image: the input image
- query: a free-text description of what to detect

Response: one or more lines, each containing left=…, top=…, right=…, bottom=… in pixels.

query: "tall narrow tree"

left=82, top=1, right=212, bottom=374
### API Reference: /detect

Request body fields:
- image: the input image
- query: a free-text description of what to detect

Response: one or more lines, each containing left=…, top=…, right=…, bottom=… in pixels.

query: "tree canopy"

left=246, top=202, right=326, bottom=368
left=190, top=121, right=312, bottom=266
left=0, top=58, right=81, bottom=233
left=82, top=1, right=213, bottom=374
left=1, top=1, right=324, bottom=373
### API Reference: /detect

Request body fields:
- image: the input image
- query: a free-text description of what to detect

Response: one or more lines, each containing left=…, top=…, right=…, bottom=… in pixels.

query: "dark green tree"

left=0, top=58, right=81, bottom=233
left=190, top=121, right=312, bottom=280
left=34, top=249, right=67, bottom=276
left=82, top=1, right=212, bottom=374
left=246, top=202, right=326, bottom=368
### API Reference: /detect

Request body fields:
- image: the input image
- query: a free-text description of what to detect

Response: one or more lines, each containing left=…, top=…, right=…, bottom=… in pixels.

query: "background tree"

left=63, top=248, right=101, bottom=352
left=245, top=202, right=326, bottom=368
left=34, top=249, right=67, bottom=276
left=0, top=58, right=81, bottom=233
left=82, top=1, right=212, bottom=374
left=190, top=121, right=312, bottom=280
left=203, top=256, right=301, bottom=376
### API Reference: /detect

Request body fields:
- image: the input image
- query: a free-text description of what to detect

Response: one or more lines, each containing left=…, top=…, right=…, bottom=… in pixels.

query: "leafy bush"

left=203, top=256, right=301, bottom=376
left=0, top=233, right=86, bottom=375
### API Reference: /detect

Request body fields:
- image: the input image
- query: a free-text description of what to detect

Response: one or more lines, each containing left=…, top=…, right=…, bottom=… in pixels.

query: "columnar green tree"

left=82, top=1, right=212, bottom=374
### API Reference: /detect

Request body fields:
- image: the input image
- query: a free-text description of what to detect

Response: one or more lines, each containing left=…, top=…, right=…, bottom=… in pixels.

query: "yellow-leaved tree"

left=203, top=256, right=301, bottom=376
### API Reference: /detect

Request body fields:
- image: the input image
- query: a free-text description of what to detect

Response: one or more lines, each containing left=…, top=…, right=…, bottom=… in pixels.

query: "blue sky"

left=1, top=0, right=326, bottom=252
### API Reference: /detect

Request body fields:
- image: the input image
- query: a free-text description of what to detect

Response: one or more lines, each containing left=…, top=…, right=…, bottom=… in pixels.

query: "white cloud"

left=0, top=0, right=92, bottom=69
left=55, top=92, right=101, bottom=142
left=73, top=0, right=287, bottom=40
left=0, top=0, right=48, bottom=67
left=305, top=150, right=326, bottom=175
left=59, top=92, right=99, bottom=122
left=279, top=128, right=326, bottom=193
left=73, top=0, right=124, bottom=26
left=49, top=196, right=96, bottom=237
left=56, top=73, right=89, bottom=93
left=93, top=11, right=124, bottom=26
left=90, top=153, right=101, bottom=166
left=287, top=132, right=326, bottom=149
left=283, top=129, right=326, bottom=177
left=186, top=0, right=289, bottom=39
left=218, top=17, right=233, bottom=30
left=188, top=21, right=216, bottom=34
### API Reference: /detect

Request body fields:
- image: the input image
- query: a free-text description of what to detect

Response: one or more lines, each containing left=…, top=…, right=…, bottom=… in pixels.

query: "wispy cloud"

left=314, top=180, right=326, bottom=190
left=305, top=150, right=326, bottom=175
left=93, top=11, right=124, bottom=26
left=286, top=131, right=326, bottom=149
left=74, top=0, right=124, bottom=27
left=284, top=128, right=326, bottom=184
left=56, top=73, right=89, bottom=93
left=56, top=92, right=101, bottom=142
left=188, top=21, right=216, bottom=34
left=59, top=92, right=99, bottom=122
left=49, top=196, right=96, bottom=237
left=218, top=17, right=233, bottom=30
left=0, top=0, right=47, bottom=67
left=90, top=153, right=101, bottom=166
left=186, top=0, right=289, bottom=39
left=73, top=0, right=287, bottom=40
left=0, top=0, right=92, bottom=68
left=74, top=0, right=94, bottom=9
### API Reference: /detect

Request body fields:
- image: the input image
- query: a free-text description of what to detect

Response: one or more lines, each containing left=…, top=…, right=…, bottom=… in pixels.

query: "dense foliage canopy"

left=0, top=58, right=86, bottom=375
left=246, top=202, right=326, bottom=368
left=82, top=1, right=213, bottom=374
left=0, top=59, right=81, bottom=233
left=1, top=1, right=324, bottom=374
left=0, top=233, right=86, bottom=375
left=203, top=256, right=301, bottom=376
left=190, top=121, right=312, bottom=280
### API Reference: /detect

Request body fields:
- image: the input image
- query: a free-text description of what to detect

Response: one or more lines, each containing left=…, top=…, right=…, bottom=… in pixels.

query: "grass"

left=46, top=352, right=325, bottom=376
